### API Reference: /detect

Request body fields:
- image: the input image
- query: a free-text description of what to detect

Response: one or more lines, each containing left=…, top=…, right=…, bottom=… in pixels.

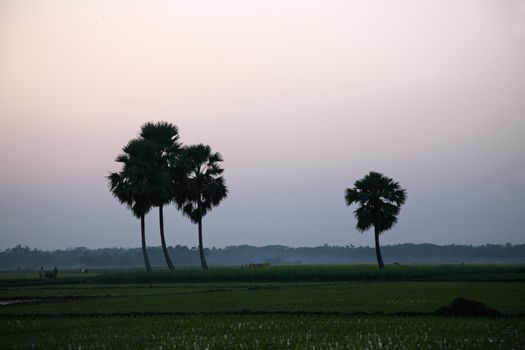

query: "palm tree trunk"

left=198, top=219, right=208, bottom=270
left=141, top=214, right=152, bottom=272
left=159, top=205, right=175, bottom=270
left=374, top=226, right=385, bottom=269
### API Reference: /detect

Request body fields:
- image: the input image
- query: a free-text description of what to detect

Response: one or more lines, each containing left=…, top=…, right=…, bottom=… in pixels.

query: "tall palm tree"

left=107, top=138, right=159, bottom=272
left=139, top=121, right=183, bottom=271
left=178, top=144, right=228, bottom=270
left=345, top=171, right=407, bottom=268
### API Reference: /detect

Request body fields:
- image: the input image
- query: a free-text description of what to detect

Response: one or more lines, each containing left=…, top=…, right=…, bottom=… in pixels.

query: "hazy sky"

left=1, top=0, right=524, bottom=250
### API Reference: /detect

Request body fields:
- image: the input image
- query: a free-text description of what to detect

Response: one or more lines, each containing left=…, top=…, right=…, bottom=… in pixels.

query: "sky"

left=1, top=0, right=524, bottom=250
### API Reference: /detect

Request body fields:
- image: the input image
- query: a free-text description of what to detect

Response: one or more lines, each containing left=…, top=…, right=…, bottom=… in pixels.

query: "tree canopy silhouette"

left=345, top=171, right=407, bottom=268
left=108, top=122, right=228, bottom=271
left=178, top=144, right=228, bottom=270
left=107, top=138, right=160, bottom=272
left=139, top=121, right=182, bottom=271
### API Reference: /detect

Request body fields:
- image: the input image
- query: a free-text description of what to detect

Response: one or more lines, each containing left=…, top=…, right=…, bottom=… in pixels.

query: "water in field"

left=0, top=299, right=39, bottom=306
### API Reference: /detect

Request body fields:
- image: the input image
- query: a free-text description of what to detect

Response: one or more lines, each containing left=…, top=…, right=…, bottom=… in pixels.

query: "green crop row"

left=91, top=264, right=525, bottom=284
left=2, top=282, right=525, bottom=315
left=2, top=264, right=524, bottom=286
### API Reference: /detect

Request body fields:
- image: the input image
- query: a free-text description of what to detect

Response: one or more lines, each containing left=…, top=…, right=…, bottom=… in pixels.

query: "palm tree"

left=178, top=144, right=228, bottom=270
left=107, top=138, right=159, bottom=272
left=345, top=171, right=407, bottom=268
left=139, top=121, right=183, bottom=271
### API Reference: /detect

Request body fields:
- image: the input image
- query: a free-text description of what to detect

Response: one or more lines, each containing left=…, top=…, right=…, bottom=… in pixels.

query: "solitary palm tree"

left=140, top=121, right=183, bottom=271
left=108, top=138, right=158, bottom=272
left=178, top=144, right=228, bottom=270
left=345, top=171, right=407, bottom=268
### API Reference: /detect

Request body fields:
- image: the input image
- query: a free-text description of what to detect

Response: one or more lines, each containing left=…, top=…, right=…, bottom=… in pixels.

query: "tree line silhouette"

left=108, top=122, right=227, bottom=271
left=3, top=244, right=524, bottom=270
left=108, top=122, right=407, bottom=270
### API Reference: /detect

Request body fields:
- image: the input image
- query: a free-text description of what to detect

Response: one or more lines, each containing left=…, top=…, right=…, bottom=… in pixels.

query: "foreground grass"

left=1, top=315, right=524, bottom=349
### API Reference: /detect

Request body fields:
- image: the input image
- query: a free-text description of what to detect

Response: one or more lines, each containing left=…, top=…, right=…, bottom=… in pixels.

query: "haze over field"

left=1, top=0, right=524, bottom=250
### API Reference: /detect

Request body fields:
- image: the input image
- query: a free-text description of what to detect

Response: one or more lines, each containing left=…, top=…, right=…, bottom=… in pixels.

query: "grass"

left=94, top=264, right=525, bottom=283
left=1, top=282, right=525, bottom=315
left=1, top=265, right=525, bottom=348
left=2, top=264, right=524, bottom=285
left=2, top=315, right=524, bottom=349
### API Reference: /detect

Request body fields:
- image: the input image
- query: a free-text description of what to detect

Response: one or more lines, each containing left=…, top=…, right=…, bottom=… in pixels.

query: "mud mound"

left=434, top=297, right=501, bottom=317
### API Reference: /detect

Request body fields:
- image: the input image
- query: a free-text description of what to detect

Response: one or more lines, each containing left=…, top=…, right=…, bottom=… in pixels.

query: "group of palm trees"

left=108, top=122, right=227, bottom=271
left=108, top=122, right=407, bottom=270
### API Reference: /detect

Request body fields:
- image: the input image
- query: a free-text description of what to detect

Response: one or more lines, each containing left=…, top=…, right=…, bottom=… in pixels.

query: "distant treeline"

left=1, top=243, right=524, bottom=270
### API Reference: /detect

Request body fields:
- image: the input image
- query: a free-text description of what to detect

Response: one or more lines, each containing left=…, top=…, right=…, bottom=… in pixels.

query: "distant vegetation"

left=1, top=244, right=524, bottom=271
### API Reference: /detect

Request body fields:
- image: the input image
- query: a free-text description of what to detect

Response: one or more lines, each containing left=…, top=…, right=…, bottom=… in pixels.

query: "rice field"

left=2, top=315, right=524, bottom=349
left=1, top=265, right=524, bottom=349
left=94, top=264, right=525, bottom=283
left=2, top=264, right=524, bottom=284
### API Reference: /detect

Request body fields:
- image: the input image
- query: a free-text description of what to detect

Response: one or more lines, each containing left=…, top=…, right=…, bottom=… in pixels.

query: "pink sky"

left=1, top=1, right=524, bottom=249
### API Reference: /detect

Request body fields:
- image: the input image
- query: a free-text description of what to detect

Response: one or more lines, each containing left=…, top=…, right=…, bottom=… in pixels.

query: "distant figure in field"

left=44, top=267, right=58, bottom=278
left=38, top=266, right=44, bottom=278
left=81, top=268, right=89, bottom=273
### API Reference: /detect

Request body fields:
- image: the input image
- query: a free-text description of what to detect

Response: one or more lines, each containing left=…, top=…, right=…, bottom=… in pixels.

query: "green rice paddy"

left=1, top=265, right=524, bottom=349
